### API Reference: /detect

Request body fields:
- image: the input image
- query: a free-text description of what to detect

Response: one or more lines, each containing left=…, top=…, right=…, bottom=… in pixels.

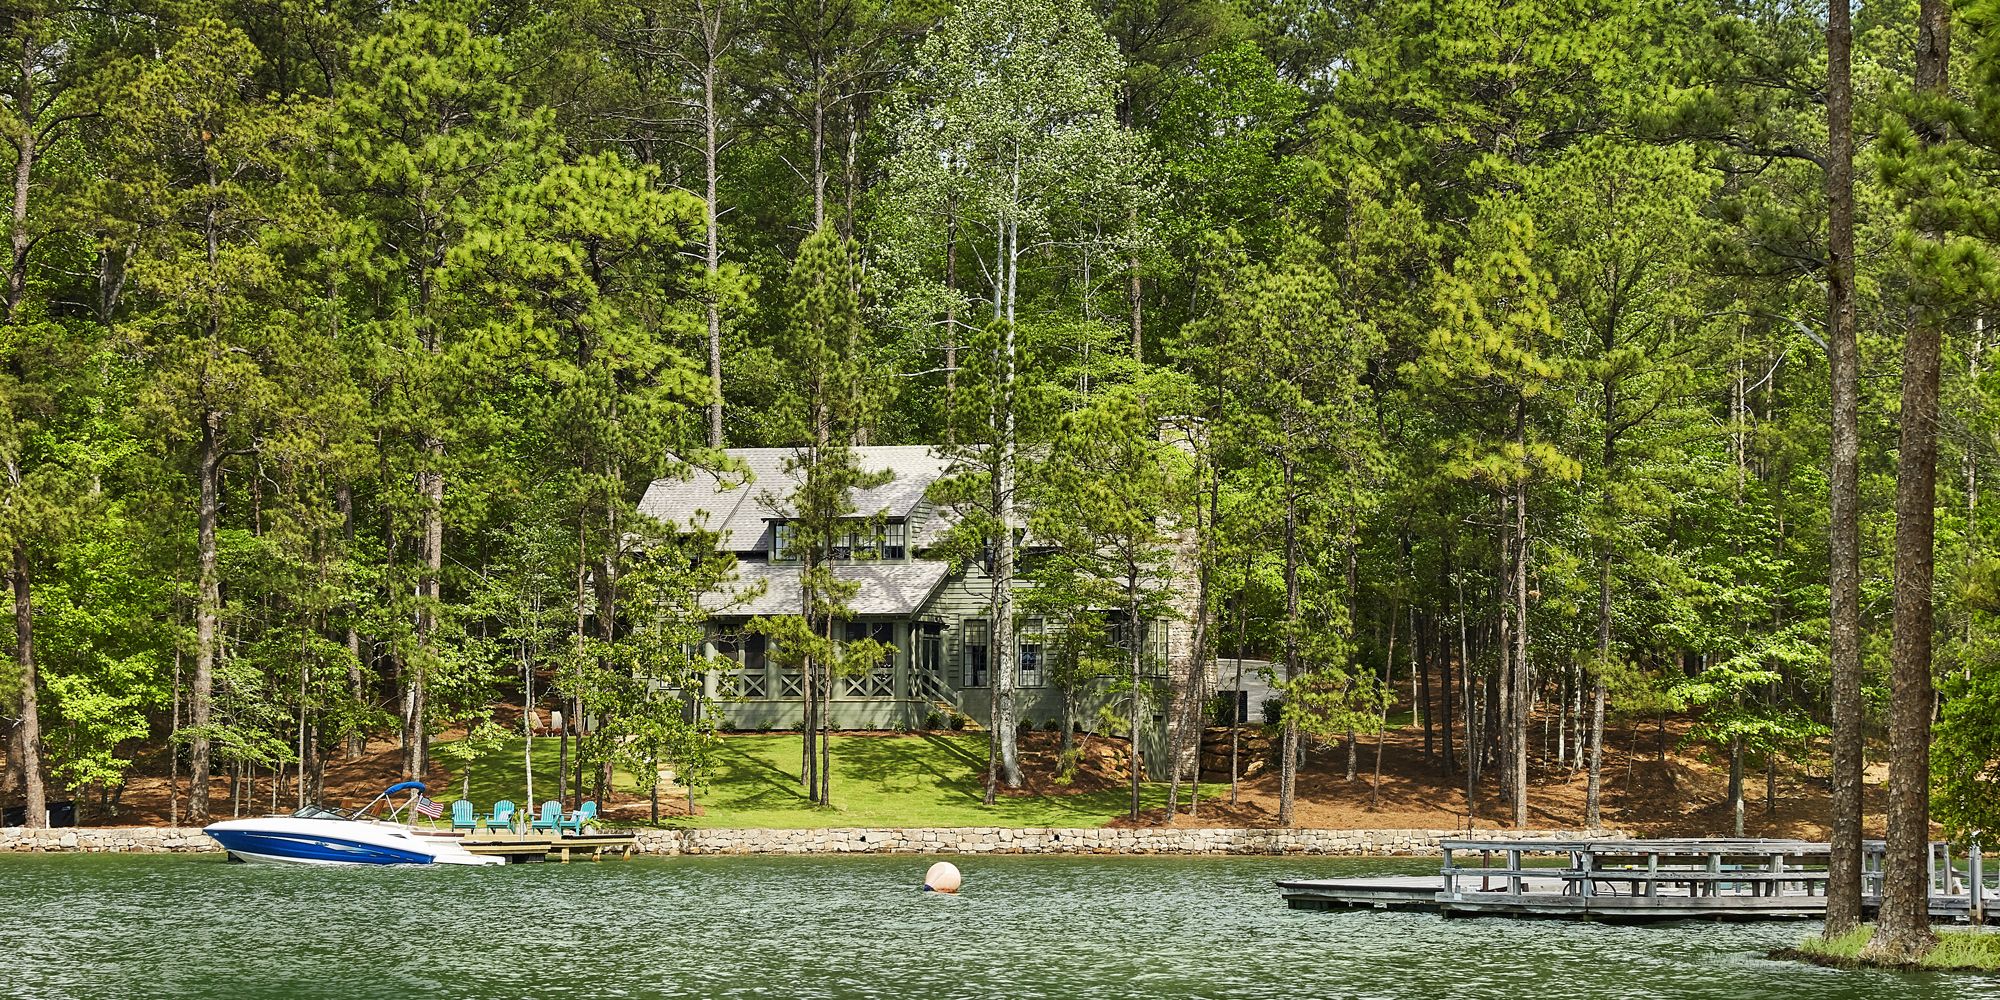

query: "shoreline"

left=0, top=825, right=1617, bottom=857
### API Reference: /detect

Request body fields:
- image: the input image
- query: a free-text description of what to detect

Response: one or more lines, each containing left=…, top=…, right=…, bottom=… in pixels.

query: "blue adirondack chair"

left=485, top=799, right=516, bottom=831
left=450, top=799, right=478, bottom=831
left=559, top=801, right=597, bottom=835
left=530, top=800, right=563, bottom=833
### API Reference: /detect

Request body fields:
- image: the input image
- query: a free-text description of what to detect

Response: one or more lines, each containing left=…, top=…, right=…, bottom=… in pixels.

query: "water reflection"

left=1, top=853, right=1993, bottom=1000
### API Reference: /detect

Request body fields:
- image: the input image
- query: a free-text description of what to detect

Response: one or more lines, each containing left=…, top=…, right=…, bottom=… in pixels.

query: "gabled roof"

left=702, top=560, right=953, bottom=619
left=638, top=446, right=957, bottom=554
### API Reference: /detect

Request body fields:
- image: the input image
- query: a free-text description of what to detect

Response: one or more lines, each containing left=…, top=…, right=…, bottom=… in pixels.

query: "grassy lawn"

left=1792, top=927, right=2000, bottom=972
left=685, top=732, right=1159, bottom=829
left=433, top=731, right=1158, bottom=829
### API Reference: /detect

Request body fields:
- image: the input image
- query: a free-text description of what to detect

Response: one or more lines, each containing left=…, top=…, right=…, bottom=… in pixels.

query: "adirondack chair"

left=485, top=800, right=516, bottom=831
left=559, top=801, right=597, bottom=835
left=530, top=800, right=563, bottom=833
left=450, top=799, right=479, bottom=831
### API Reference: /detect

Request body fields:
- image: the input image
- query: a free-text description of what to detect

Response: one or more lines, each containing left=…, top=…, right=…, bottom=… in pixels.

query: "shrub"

left=1054, top=748, right=1084, bottom=786
left=948, top=712, right=968, bottom=731
left=1260, top=697, right=1284, bottom=726
left=1043, top=718, right=1061, bottom=732
left=923, top=709, right=944, bottom=731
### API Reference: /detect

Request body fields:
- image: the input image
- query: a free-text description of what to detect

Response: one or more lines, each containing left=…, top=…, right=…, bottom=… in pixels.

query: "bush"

left=1261, top=697, right=1284, bottom=726
left=1054, top=748, right=1084, bottom=786
left=1017, top=719, right=1034, bottom=737
left=923, top=709, right=944, bottom=731
left=1043, top=718, right=1061, bottom=732
left=948, top=712, right=968, bottom=731
left=757, top=722, right=774, bottom=734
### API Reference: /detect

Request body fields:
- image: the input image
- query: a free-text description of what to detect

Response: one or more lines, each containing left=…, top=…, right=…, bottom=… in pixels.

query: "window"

left=1144, top=621, right=1169, bottom=678
left=772, top=521, right=795, bottom=561
left=1018, top=619, right=1044, bottom=688
left=846, top=523, right=877, bottom=559
left=845, top=622, right=896, bottom=698
left=962, top=618, right=989, bottom=687
left=883, top=520, right=906, bottom=560
left=914, top=624, right=945, bottom=701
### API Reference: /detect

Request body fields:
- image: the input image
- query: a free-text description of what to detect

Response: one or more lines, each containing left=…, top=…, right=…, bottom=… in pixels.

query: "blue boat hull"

left=205, top=828, right=436, bottom=866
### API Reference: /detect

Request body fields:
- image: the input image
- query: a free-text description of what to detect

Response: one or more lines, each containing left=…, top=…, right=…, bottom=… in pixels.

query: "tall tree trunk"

left=1127, top=576, right=1142, bottom=822
left=987, top=208, right=1022, bottom=797
left=1511, top=414, right=1532, bottom=828
left=1370, top=608, right=1399, bottom=810
left=703, top=18, right=726, bottom=449
left=1871, top=0, right=1951, bottom=961
left=1869, top=0, right=1950, bottom=962
left=943, top=195, right=958, bottom=445
left=1127, top=205, right=1142, bottom=360
left=1823, top=0, right=1866, bottom=937
left=12, top=548, right=42, bottom=828
left=1277, top=457, right=1301, bottom=827
left=188, top=411, right=223, bottom=822
left=409, top=447, right=442, bottom=781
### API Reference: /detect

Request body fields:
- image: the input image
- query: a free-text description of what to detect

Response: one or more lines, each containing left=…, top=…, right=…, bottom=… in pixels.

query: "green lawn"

left=1792, top=927, right=2000, bottom=972
left=686, top=732, right=1160, bottom=828
left=431, top=731, right=1159, bottom=829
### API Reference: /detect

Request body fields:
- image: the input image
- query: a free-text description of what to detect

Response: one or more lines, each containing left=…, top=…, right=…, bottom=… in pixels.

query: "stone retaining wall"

left=0, top=825, right=1621, bottom=856
left=637, top=827, right=1619, bottom=856
left=0, top=827, right=219, bottom=853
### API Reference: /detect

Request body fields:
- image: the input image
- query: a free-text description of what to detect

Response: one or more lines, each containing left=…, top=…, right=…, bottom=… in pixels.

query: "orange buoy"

left=924, top=861, right=962, bottom=894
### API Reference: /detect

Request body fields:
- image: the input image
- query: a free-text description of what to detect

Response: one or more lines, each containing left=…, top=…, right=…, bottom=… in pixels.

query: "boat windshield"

left=289, top=805, right=354, bottom=821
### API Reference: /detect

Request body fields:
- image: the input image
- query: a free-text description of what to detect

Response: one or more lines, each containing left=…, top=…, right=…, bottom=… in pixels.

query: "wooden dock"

left=1279, top=838, right=1993, bottom=924
left=456, top=831, right=640, bottom=864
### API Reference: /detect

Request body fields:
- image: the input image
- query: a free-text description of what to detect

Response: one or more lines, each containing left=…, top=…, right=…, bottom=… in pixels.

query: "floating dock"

left=456, top=831, right=639, bottom=864
left=1279, top=838, right=1991, bottom=923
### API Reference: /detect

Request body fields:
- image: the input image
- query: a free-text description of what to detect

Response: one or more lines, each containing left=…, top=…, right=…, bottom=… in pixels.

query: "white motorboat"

left=204, top=781, right=504, bottom=866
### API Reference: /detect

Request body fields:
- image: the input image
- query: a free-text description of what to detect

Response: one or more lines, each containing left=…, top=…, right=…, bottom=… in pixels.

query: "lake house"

left=637, top=445, right=1183, bottom=734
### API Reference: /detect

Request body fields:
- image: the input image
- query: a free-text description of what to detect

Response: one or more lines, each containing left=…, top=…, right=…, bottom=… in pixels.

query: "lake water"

left=2, top=852, right=1996, bottom=999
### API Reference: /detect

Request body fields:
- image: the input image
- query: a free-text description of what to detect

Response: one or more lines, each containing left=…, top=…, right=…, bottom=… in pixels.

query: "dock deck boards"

left=457, top=832, right=639, bottom=863
left=1280, top=838, right=1993, bottom=924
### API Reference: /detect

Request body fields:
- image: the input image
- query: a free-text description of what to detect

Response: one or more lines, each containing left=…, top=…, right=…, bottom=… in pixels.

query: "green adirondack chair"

left=559, top=801, right=597, bottom=835
left=450, top=799, right=478, bottom=831
left=530, top=800, right=562, bottom=833
left=485, top=800, right=515, bottom=831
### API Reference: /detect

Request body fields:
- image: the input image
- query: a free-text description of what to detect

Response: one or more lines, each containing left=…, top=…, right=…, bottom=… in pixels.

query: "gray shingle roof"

left=701, top=559, right=952, bottom=619
left=638, top=446, right=958, bottom=554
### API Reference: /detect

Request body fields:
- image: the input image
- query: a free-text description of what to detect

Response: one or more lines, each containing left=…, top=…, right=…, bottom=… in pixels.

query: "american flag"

left=414, top=795, right=444, bottom=819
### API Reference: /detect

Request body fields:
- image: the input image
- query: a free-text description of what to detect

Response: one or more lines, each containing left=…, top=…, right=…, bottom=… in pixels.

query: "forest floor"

left=65, top=701, right=1895, bottom=838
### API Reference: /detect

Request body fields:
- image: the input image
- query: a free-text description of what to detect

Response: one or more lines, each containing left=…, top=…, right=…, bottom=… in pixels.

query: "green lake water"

left=3, top=852, right=1997, bottom=1000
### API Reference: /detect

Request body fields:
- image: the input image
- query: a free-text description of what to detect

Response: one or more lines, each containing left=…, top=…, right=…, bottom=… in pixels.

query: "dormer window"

left=883, top=520, right=905, bottom=559
left=772, top=521, right=795, bottom=561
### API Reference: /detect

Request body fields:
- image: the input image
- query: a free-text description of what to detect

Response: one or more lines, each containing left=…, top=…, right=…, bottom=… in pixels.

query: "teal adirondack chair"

left=485, top=800, right=515, bottom=831
left=450, top=799, right=478, bottom=831
left=559, top=801, right=597, bottom=835
left=530, top=800, right=563, bottom=833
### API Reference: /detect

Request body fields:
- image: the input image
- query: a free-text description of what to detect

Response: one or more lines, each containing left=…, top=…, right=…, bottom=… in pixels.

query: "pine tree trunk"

left=409, top=444, right=442, bottom=781
left=1869, top=0, right=1949, bottom=961
left=1277, top=457, right=1301, bottom=827
left=189, top=411, right=222, bottom=822
left=703, top=27, right=725, bottom=448
left=12, top=547, right=42, bottom=828
left=1127, top=579, right=1142, bottom=822
left=1823, top=0, right=1865, bottom=935
left=1511, top=419, right=1532, bottom=828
